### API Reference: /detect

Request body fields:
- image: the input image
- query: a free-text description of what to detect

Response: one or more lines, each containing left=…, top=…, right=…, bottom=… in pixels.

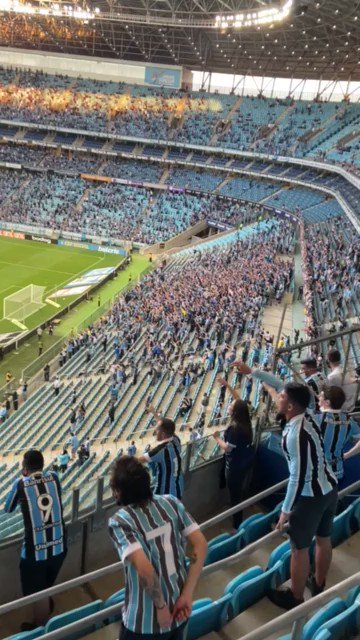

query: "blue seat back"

left=102, top=588, right=125, bottom=623
left=267, top=540, right=291, bottom=569
left=187, top=594, right=231, bottom=640
left=242, top=507, right=281, bottom=545
left=313, top=602, right=360, bottom=640
left=207, top=533, right=230, bottom=548
left=302, top=598, right=347, bottom=640
left=331, top=506, right=353, bottom=547
left=205, top=530, right=243, bottom=566
left=45, top=600, right=102, bottom=640
left=346, top=585, right=360, bottom=607
left=227, top=563, right=284, bottom=619
left=224, top=566, right=263, bottom=596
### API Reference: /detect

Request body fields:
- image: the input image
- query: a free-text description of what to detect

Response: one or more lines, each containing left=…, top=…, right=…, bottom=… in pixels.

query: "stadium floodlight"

left=3, top=284, right=46, bottom=331
left=214, top=0, right=293, bottom=29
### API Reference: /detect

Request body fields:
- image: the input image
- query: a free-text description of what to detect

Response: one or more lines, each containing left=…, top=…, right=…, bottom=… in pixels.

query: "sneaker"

left=268, top=587, right=304, bottom=610
left=307, top=573, right=325, bottom=597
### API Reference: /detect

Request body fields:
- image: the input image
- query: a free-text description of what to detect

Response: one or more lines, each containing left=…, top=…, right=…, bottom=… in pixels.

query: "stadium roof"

left=0, top=0, right=359, bottom=80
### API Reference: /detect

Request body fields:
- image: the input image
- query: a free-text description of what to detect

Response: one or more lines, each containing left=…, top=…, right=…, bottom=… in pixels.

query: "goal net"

left=3, top=284, right=46, bottom=327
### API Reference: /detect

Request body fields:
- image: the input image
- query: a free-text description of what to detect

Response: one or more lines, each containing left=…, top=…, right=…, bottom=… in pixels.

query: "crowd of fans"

left=0, top=67, right=359, bottom=164
left=0, top=167, right=268, bottom=243
left=301, top=217, right=360, bottom=337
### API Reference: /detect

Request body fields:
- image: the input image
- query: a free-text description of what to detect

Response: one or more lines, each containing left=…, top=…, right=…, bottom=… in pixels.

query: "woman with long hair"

left=212, top=376, right=255, bottom=529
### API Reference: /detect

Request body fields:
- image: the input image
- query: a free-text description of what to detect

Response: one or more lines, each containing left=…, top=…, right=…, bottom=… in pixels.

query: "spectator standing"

left=4, top=450, right=66, bottom=629
left=300, top=357, right=326, bottom=411
left=22, top=380, right=28, bottom=403
left=70, top=433, right=79, bottom=459
left=12, top=389, right=19, bottom=411
left=59, top=449, right=70, bottom=473
left=44, top=363, right=50, bottom=382
left=326, top=349, right=358, bottom=412
left=139, top=406, right=183, bottom=499
left=212, top=377, right=255, bottom=528
left=108, top=457, right=207, bottom=640
left=127, top=441, right=137, bottom=456
left=53, top=376, right=60, bottom=397
left=235, top=361, right=338, bottom=609
left=0, top=404, right=7, bottom=423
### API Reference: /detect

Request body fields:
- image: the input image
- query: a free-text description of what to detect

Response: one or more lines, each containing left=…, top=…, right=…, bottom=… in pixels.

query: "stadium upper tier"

left=0, top=68, right=359, bottom=168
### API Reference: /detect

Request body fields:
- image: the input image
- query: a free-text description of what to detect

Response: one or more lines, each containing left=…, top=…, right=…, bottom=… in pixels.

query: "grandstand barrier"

left=238, top=571, right=360, bottom=640
left=0, top=479, right=358, bottom=638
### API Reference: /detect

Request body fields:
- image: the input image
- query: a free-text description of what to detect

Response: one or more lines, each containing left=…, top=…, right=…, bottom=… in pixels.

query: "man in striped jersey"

left=234, top=362, right=338, bottom=610
left=318, top=385, right=360, bottom=484
left=300, top=357, right=326, bottom=411
left=109, top=456, right=207, bottom=639
left=139, top=406, right=183, bottom=499
left=5, top=449, right=66, bottom=629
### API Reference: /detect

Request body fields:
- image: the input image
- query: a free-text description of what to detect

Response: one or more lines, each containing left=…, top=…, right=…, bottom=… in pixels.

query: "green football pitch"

left=0, top=237, right=122, bottom=334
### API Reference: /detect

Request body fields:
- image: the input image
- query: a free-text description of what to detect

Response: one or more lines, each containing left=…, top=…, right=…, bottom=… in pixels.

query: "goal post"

left=3, top=284, right=46, bottom=329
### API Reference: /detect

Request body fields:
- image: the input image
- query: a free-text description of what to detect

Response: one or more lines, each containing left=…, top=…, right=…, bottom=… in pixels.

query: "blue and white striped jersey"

left=282, top=412, right=337, bottom=513
left=108, top=495, right=198, bottom=634
left=319, top=411, right=360, bottom=479
left=4, top=471, right=66, bottom=561
left=144, top=436, right=183, bottom=499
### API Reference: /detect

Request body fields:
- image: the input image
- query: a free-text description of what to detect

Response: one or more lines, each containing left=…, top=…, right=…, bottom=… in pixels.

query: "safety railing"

left=239, top=573, right=360, bottom=640
left=1, top=479, right=359, bottom=639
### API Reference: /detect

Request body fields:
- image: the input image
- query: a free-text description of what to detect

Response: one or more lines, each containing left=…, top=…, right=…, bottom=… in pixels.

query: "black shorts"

left=120, top=622, right=187, bottom=640
left=20, top=552, right=67, bottom=596
left=288, top=488, right=338, bottom=550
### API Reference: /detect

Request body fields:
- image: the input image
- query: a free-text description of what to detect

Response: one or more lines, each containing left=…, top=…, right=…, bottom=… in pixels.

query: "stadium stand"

left=0, top=8, right=359, bottom=639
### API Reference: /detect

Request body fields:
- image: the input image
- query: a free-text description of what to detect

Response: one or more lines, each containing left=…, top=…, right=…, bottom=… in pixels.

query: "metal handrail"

left=0, top=478, right=288, bottom=615
left=1, top=479, right=359, bottom=618
left=239, top=572, right=360, bottom=640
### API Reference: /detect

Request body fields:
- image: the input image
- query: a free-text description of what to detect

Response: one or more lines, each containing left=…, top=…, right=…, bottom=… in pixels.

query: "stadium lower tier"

left=0, top=161, right=351, bottom=245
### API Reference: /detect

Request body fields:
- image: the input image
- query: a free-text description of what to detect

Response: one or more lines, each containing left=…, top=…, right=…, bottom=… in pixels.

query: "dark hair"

left=159, top=417, right=176, bottom=438
left=110, top=456, right=152, bottom=506
left=327, top=349, right=341, bottom=365
left=322, top=385, right=346, bottom=411
left=284, top=383, right=311, bottom=410
left=230, top=399, right=253, bottom=445
left=23, top=449, right=44, bottom=473
left=300, top=357, right=317, bottom=369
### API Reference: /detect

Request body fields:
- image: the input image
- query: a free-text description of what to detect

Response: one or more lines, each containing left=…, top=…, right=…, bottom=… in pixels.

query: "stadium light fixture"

left=0, top=0, right=99, bottom=20
left=214, top=0, right=293, bottom=29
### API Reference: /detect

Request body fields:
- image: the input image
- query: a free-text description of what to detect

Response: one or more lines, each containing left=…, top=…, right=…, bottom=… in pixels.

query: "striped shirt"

left=282, top=411, right=337, bottom=513
left=4, top=471, right=66, bottom=561
left=109, top=495, right=198, bottom=634
left=319, top=410, right=360, bottom=479
left=304, top=372, right=326, bottom=411
left=144, top=436, right=183, bottom=499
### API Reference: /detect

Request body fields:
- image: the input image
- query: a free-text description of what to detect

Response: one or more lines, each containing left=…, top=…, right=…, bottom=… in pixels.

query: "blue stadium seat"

left=313, top=601, right=360, bottom=640
left=204, top=530, right=244, bottom=565
left=224, top=563, right=284, bottom=619
left=241, top=504, right=282, bottom=545
left=278, top=598, right=347, bottom=640
left=44, top=600, right=102, bottom=640
left=102, top=588, right=125, bottom=623
left=331, top=506, right=353, bottom=547
left=187, top=594, right=232, bottom=640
